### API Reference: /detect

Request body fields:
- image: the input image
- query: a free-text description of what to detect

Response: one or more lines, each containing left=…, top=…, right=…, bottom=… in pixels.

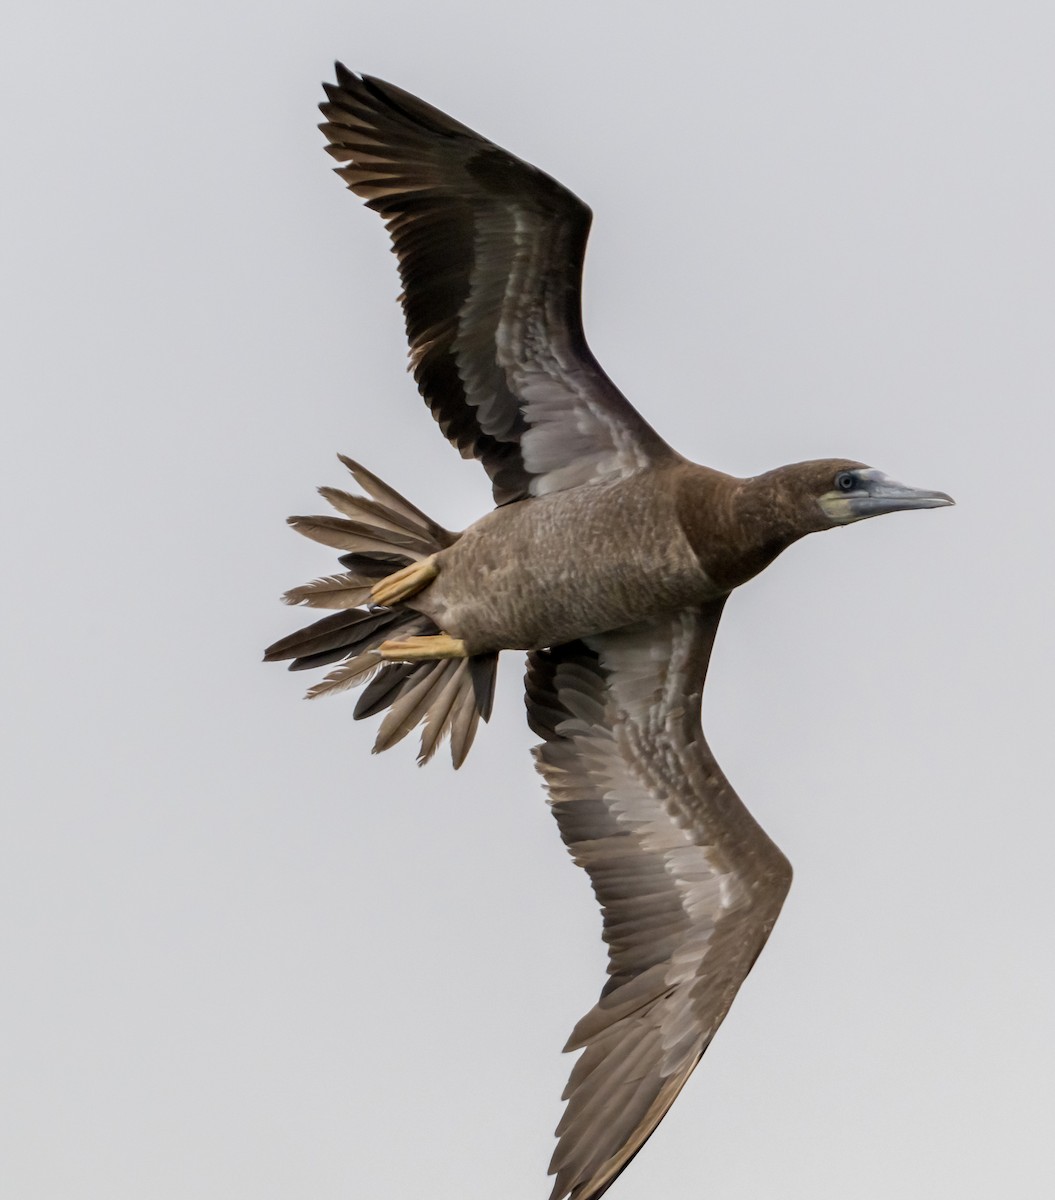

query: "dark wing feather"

left=526, top=606, right=792, bottom=1200
left=321, top=65, right=674, bottom=505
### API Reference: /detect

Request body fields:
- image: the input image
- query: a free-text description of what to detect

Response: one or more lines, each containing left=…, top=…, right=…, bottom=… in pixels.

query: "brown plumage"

left=267, top=65, right=953, bottom=1200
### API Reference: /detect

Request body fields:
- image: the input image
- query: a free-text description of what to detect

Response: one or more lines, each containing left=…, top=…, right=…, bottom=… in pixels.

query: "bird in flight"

left=266, top=64, right=953, bottom=1200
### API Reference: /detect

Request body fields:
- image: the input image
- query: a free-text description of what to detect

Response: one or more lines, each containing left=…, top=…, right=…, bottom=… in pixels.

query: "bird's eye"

left=835, top=471, right=857, bottom=493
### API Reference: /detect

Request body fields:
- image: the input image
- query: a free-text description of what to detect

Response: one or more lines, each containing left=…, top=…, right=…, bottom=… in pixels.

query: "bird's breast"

left=412, top=477, right=721, bottom=652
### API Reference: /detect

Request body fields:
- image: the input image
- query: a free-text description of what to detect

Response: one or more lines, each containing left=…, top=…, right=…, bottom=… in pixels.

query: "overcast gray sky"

left=4, top=2, right=1053, bottom=1197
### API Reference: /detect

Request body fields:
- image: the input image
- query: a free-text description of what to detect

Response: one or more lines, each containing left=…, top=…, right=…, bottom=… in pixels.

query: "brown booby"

left=265, top=65, right=953, bottom=1200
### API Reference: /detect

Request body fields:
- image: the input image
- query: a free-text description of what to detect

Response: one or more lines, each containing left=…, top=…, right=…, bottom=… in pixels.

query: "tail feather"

left=417, top=662, right=469, bottom=763
left=286, top=645, right=362, bottom=673
left=337, top=455, right=455, bottom=546
left=449, top=681, right=483, bottom=770
left=265, top=608, right=401, bottom=667
left=337, top=550, right=414, bottom=578
left=317, top=486, right=435, bottom=540
left=267, top=456, right=497, bottom=767
left=354, top=661, right=418, bottom=719
left=417, top=662, right=468, bottom=753
left=469, top=653, right=499, bottom=722
left=287, top=513, right=436, bottom=558
left=374, top=658, right=455, bottom=756
left=282, top=572, right=374, bottom=610
left=305, top=650, right=385, bottom=700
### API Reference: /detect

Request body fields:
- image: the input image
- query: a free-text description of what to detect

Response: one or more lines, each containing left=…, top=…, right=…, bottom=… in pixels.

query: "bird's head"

left=683, top=459, right=954, bottom=592
left=787, top=459, right=956, bottom=530
left=742, top=459, right=955, bottom=544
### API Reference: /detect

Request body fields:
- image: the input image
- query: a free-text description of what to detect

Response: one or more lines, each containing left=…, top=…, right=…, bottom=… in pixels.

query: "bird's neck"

left=675, top=466, right=807, bottom=593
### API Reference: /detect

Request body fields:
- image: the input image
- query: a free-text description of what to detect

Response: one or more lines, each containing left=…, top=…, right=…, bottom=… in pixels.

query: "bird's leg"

left=378, top=633, right=468, bottom=661
left=370, top=554, right=439, bottom=607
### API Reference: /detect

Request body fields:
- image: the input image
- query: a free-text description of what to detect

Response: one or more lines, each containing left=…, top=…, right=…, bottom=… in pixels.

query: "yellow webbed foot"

left=378, top=633, right=469, bottom=662
left=370, top=554, right=439, bottom=607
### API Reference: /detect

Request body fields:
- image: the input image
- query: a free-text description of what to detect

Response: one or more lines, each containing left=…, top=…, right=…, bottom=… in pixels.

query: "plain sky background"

left=4, top=2, right=1053, bottom=1197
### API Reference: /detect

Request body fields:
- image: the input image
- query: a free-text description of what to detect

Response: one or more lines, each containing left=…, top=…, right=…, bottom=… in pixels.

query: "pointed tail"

left=265, top=456, right=497, bottom=767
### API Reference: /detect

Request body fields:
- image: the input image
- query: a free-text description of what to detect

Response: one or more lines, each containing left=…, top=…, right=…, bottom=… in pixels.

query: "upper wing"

left=525, top=606, right=793, bottom=1200
left=320, top=65, right=675, bottom=505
